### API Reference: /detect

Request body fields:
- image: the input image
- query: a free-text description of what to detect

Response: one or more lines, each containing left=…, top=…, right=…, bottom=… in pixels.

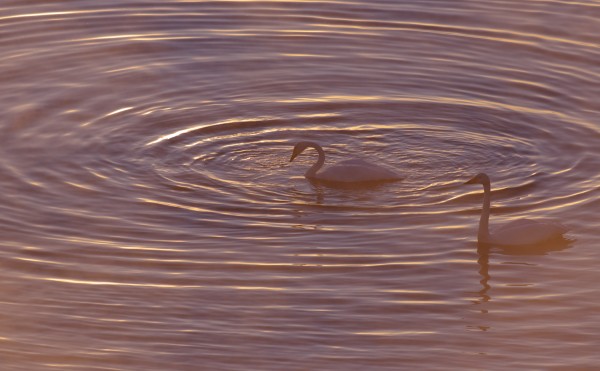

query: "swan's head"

left=464, top=173, right=490, bottom=186
left=289, top=141, right=312, bottom=162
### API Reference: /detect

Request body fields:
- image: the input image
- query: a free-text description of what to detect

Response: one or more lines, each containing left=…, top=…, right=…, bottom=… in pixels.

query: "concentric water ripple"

left=1, top=1, right=599, bottom=370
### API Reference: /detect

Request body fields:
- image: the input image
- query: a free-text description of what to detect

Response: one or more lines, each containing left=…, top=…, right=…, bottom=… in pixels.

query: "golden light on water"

left=1, top=0, right=599, bottom=369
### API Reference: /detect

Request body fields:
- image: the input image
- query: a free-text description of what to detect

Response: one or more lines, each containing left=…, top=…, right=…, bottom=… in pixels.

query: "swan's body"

left=465, top=173, right=567, bottom=246
left=289, top=141, right=401, bottom=183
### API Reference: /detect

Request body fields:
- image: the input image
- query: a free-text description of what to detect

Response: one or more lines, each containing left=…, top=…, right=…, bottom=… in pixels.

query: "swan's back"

left=491, top=218, right=568, bottom=246
left=317, top=158, right=401, bottom=183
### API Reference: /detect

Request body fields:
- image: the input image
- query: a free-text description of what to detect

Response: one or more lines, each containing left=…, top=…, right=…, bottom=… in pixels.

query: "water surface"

left=1, top=1, right=599, bottom=369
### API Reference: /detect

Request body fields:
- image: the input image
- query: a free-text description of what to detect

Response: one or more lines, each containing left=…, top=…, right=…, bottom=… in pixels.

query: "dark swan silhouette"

left=289, top=141, right=401, bottom=183
left=465, top=173, right=568, bottom=246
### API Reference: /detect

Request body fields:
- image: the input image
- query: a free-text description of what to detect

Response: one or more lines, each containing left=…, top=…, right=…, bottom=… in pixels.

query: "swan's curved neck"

left=479, top=181, right=492, bottom=242
left=305, top=142, right=325, bottom=178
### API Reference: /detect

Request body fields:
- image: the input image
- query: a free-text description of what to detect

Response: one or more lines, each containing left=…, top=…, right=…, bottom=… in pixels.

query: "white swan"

left=465, top=173, right=568, bottom=246
left=289, top=141, right=401, bottom=183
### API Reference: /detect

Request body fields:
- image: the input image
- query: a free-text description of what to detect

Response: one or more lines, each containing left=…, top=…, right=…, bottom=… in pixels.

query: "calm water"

left=1, top=1, right=599, bottom=369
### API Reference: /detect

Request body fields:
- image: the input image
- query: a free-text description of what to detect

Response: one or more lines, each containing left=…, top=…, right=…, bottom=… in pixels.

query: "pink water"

left=1, top=1, right=599, bottom=369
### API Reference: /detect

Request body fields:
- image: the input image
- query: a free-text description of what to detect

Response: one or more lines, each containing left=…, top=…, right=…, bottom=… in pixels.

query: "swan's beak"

left=464, top=176, right=478, bottom=185
left=289, top=152, right=298, bottom=162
